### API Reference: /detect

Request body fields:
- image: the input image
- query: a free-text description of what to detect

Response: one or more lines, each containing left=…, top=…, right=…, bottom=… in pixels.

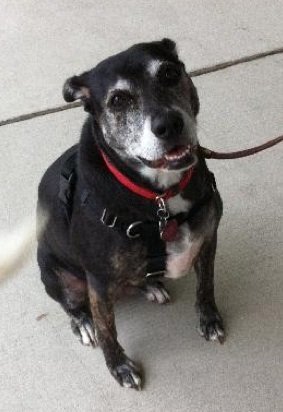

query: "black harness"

left=58, top=150, right=216, bottom=278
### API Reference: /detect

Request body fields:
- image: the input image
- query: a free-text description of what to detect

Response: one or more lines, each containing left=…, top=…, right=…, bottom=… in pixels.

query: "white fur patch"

left=147, top=60, right=162, bottom=76
left=78, top=321, right=97, bottom=346
left=165, top=224, right=203, bottom=279
left=140, top=162, right=197, bottom=191
left=138, top=116, right=165, bottom=160
left=145, top=284, right=170, bottom=304
left=167, top=194, right=191, bottom=214
left=79, top=325, right=92, bottom=345
left=106, top=78, right=132, bottom=103
left=140, top=166, right=184, bottom=189
left=112, top=79, right=131, bottom=91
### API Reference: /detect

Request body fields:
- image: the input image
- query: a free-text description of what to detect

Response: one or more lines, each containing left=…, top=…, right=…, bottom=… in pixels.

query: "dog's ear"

left=63, top=73, right=93, bottom=113
left=63, top=74, right=90, bottom=103
left=161, top=38, right=177, bottom=54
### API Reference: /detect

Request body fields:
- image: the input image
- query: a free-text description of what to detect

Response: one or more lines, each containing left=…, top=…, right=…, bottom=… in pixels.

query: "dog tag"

left=160, top=219, right=178, bottom=242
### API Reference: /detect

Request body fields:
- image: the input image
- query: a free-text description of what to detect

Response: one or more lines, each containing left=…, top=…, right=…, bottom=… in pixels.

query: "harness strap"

left=88, top=172, right=216, bottom=277
left=58, top=150, right=77, bottom=222
left=58, top=149, right=216, bottom=278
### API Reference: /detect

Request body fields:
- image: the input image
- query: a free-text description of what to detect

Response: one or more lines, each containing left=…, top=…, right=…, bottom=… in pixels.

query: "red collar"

left=101, top=151, right=194, bottom=201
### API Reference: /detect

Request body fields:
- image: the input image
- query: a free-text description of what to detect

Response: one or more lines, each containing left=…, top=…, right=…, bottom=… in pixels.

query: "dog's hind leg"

left=194, top=232, right=225, bottom=343
left=38, top=250, right=97, bottom=346
left=87, top=273, right=142, bottom=390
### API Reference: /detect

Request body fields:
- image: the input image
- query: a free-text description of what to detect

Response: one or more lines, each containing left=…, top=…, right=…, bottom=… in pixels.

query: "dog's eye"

left=109, top=91, right=132, bottom=109
left=159, top=64, right=181, bottom=86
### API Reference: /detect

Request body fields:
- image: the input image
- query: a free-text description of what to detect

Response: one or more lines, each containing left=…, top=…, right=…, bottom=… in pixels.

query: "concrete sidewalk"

left=2, top=0, right=283, bottom=120
left=0, top=2, right=282, bottom=411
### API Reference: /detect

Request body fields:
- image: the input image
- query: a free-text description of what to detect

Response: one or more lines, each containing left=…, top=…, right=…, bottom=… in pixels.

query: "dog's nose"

left=151, top=111, right=184, bottom=140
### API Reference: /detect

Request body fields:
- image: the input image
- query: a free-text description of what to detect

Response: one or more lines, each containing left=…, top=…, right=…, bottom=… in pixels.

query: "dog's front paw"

left=71, top=315, right=98, bottom=347
left=197, top=303, right=225, bottom=344
left=110, top=356, right=142, bottom=390
left=142, top=281, right=171, bottom=304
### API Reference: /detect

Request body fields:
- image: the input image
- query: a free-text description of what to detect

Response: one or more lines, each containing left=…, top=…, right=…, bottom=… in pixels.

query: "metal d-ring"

left=126, top=221, right=142, bottom=239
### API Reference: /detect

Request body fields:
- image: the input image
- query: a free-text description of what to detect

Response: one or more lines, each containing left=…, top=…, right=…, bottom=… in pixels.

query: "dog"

left=37, top=38, right=224, bottom=390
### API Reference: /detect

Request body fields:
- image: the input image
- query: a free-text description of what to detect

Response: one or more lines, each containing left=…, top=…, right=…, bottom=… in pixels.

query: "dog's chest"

left=164, top=195, right=203, bottom=279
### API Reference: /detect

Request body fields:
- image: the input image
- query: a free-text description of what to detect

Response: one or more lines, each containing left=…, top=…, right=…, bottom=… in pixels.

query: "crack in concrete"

left=0, top=46, right=282, bottom=127
left=189, top=46, right=283, bottom=76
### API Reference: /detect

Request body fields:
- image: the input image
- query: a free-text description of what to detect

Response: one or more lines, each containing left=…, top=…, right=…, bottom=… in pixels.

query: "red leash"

left=199, top=135, right=283, bottom=159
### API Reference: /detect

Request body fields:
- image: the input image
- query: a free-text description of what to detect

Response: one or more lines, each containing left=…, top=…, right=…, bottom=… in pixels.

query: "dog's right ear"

left=63, top=74, right=90, bottom=103
left=161, top=38, right=177, bottom=56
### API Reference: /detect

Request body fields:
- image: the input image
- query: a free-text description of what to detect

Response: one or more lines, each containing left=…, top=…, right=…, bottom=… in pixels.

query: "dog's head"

left=63, top=39, right=200, bottom=179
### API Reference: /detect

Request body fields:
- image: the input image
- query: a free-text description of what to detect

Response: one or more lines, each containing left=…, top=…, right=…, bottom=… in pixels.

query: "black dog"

left=37, top=39, right=224, bottom=389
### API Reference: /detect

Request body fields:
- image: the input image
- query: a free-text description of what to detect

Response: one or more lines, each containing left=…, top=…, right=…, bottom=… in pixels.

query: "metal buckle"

left=126, top=221, right=142, bottom=239
left=100, top=209, right=117, bottom=228
left=146, top=270, right=165, bottom=278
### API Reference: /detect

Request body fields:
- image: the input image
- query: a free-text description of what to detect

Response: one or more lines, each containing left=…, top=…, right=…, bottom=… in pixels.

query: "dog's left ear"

left=63, top=73, right=92, bottom=111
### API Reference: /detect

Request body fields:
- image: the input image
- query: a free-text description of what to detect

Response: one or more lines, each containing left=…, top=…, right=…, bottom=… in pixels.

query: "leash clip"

left=156, top=196, right=170, bottom=236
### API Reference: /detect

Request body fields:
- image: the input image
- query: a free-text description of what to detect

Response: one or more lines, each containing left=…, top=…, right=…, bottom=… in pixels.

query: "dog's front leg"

left=194, top=232, right=225, bottom=343
left=87, top=274, right=142, bottom=389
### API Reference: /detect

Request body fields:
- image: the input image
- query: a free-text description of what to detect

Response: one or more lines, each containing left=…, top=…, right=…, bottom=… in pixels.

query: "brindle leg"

left=56, top=270, right=97, bottom=347
left=38, top=248, right=97, bottom=346
left=87, top=274, right=142, bottom=389
left=194, top=233, right=225, bottom=343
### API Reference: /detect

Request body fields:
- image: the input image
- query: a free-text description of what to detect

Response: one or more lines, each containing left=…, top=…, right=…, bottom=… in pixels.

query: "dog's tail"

left=0, top=211, right=47, bottom=283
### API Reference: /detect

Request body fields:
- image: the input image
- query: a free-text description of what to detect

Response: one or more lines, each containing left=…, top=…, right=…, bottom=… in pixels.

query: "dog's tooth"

left=165, top=148, right=190, bottom=162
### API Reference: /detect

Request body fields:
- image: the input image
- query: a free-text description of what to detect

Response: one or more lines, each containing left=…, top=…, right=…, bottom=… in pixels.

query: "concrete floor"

left=0, top=1, right=282, bottom=411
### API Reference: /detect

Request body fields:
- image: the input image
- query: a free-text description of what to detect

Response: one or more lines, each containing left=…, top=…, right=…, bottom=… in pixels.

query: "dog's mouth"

left=139, top=145, right=197, bottom=170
